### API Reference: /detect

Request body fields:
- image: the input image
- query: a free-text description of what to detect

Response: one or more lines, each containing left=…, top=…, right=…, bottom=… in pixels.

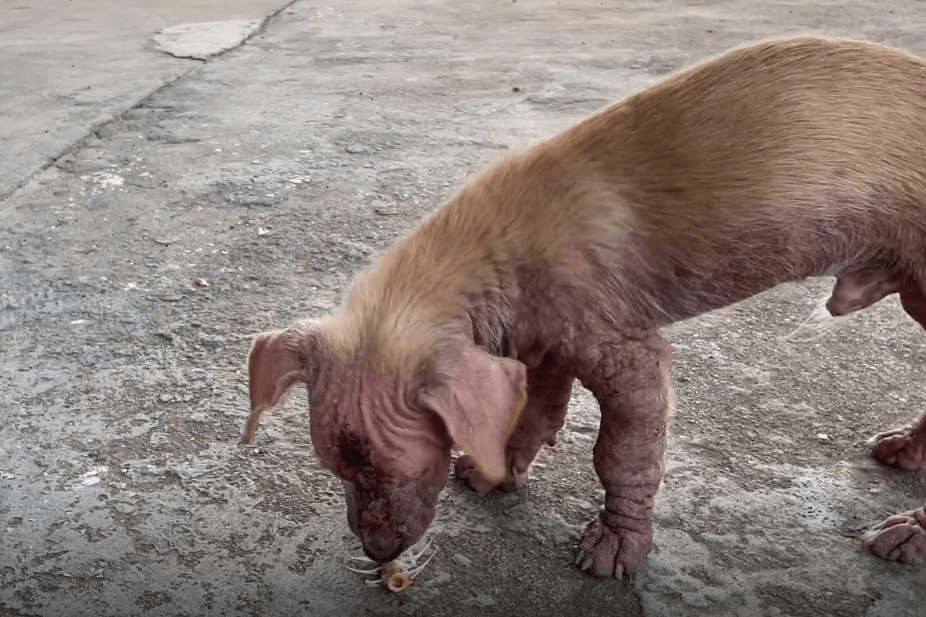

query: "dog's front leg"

left=576, top=333, right=672, bottom=577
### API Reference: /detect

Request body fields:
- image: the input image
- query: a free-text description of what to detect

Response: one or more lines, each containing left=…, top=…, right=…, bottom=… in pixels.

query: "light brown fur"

left=245, top=36, right=926, bottom=575
left=320, top=35, right=926, bottom=367
left=320, top=143, right=636, bottom=373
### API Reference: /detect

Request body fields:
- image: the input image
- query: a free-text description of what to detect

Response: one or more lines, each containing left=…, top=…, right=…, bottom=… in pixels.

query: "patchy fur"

left=244, top=36, right=926, bottom=574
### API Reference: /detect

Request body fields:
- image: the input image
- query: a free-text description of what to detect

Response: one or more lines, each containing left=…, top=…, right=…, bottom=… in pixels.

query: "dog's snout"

left=362, top=535, right=404, bottom=563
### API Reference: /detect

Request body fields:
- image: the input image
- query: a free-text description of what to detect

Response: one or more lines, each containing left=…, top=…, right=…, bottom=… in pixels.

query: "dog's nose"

left=362, top=535, right=404, bottom=563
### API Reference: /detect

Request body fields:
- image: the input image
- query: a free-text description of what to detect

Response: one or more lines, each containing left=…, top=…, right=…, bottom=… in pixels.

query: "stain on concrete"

left=153, top=21, right=265, bottom=60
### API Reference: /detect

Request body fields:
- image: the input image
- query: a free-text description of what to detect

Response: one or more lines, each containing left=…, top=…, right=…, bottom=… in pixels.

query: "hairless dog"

left=244, top=36, right=926, bottom=576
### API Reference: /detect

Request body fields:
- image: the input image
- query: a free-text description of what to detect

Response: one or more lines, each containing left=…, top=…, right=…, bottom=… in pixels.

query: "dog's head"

left=243, top=321, right=527, bottom=562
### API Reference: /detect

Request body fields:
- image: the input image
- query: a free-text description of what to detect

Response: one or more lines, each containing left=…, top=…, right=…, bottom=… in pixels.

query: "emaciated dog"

left=243, top=36, right=926, bottom=577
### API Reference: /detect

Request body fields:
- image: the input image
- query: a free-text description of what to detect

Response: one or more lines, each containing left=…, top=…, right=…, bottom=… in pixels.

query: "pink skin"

left=310, top=371, right=453, bottom=563
left=451, top=256, right=677, bottom=578
left=455, top=354, right=574, bottom=494
left=463, top=255, right=926, bottom=577
left=246, top=238, right=926, bottom=575
left=827, top=274, right=926, bottom=478
left=245, top=326, right=527, bottom=564
left=861, top=508, right=926, bottom=565
left=246, top=333, right=454, bottom=563
left=871, top=415, right=926, bottom=472
left=574, top=335, right=671, bottom=577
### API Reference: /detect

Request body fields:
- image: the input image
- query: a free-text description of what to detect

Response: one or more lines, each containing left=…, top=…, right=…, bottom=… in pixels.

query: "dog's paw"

left=454, top=454, right=528, bottom=494
left=870, top=419, right=926, bottom=471
left=454, top=454, right=503, bottom=494
left=575, top=515, right=652, bottom=578
left=861, top=507, right=926, bottom=565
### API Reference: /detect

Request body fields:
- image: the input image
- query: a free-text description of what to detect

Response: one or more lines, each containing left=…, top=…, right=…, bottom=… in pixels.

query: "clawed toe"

left=870, top=418, right=926, bottom=471
left=454, top=454, right=500, bottom=494
left=862, top=508, right=926, bottom=565
left=575, top=516, right=650, bottom=578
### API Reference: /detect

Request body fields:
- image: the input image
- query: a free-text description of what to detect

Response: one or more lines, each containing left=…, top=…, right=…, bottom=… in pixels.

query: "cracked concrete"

left=2, top=1, right=926, bottom=616
left=0, top=0, right=288, bottom=200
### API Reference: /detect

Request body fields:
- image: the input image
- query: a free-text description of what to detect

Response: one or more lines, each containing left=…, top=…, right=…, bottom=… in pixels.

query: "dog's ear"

left=243, top=322, right=319, bottom=444
left=421, top=347, right=527, bottom=483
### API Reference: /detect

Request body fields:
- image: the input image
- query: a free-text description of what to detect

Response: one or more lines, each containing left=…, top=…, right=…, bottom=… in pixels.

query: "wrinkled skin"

left=244, top=326, right=527, bottom=563
left=338, top=452, right=450, bottom=563
left=864, top=411, right=926, bottom=565
left=305, top=367, right=456, bottom=563
left=455, top=354, right=575, bottom=494
left=862, top=507, right=926, bottom=565
left=247, top=263, right=926, bottom=575
left=871, top=414, right=926, bottom=472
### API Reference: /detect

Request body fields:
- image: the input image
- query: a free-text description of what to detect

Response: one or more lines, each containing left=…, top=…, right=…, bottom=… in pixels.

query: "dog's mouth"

left=344, top=487, right=422, bottom=564
left=337, top=451, right=451, bottom=567
left=360, top=534, right=405, bottom=564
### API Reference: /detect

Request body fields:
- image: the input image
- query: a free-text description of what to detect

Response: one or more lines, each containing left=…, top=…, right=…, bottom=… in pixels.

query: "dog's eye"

left=337, top=460, right=359, bottom=482
left=337, top=430, right=369, bottom=481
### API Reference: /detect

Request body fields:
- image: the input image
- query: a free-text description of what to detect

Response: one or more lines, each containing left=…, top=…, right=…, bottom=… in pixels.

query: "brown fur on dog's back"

left=320, top=36, right=926, bottom=372
left=564, top=36, right=926, bottom=319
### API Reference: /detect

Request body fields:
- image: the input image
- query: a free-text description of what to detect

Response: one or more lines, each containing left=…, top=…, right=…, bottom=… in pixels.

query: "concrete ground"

left=2, top=1, right=926, bottom=616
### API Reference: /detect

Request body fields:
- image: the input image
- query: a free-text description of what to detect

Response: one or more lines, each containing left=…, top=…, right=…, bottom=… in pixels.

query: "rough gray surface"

left=0, top=0, right=287, bottom=201
left=2, top=1, right=926, bottom=616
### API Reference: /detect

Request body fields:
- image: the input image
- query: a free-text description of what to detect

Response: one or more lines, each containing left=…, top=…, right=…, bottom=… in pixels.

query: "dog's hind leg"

left=824, top=267, right=926, bottom=469
left=861, top=277, right=926, bottom=565
left=455, top=354, right=573, bottom=494
left=868, top=278, right=926, bottom=471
